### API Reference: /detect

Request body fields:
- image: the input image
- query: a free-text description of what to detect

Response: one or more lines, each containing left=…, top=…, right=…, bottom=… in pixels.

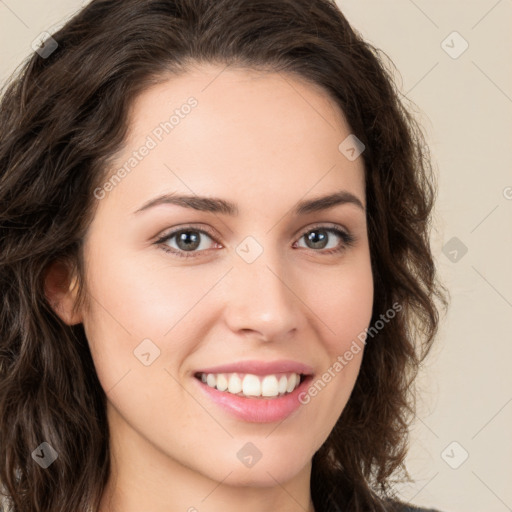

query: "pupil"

left=177, top=231, right=200, bottom=251
left=307, top=230, right=327, bottom=249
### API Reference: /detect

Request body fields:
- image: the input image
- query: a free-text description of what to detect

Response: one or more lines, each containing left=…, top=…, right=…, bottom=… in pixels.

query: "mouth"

left=193, top=371, right=309, bottom=399
left=192, top=371, right=314, bottom=423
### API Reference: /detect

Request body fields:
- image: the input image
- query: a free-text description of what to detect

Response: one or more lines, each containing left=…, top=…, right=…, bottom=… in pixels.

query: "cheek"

left=303, top=255, right=374, bottom=353
left=80, top=243, right=225, bottom=390
left=82, top=239, right=207, bottom=338
left=296, top=256, right=373, bottom=427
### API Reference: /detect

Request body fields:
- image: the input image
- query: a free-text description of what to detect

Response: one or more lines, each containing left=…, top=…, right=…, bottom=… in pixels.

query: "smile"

left=194, top=371, right=305, bottom=398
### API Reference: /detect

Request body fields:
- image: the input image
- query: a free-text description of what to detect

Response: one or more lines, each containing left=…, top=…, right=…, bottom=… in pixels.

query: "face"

left=62, top=65, right=373, bottom=493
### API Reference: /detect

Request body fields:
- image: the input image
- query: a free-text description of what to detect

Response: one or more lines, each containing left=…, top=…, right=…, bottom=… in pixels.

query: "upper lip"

left=194, top=359, right=314, bottom=377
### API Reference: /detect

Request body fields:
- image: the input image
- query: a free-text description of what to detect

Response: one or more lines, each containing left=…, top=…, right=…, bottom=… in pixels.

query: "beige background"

left=1, top=1, right=511, bottom=511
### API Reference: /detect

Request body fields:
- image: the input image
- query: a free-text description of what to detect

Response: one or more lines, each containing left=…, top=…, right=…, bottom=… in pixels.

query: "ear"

left=44, top=259, right=83, bottom=325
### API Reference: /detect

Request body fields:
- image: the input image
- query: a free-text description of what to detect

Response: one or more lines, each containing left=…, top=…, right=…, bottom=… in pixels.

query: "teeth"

left=216, top=373, right=229, bottom=392
left=228, top=373, right=243, bottom=394
left=198, top=372, right=303, bottom=398
left=286, top=373, right=298, bottom=393
left=261, top=375, right=279, bottom=397
left=278, top=375, right=288, bottom=394
left=242, top=374, right=261, bottom=396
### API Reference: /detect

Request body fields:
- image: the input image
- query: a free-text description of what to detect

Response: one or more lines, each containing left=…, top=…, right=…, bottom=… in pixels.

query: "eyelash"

left=154, top=223, right=356, bottom=259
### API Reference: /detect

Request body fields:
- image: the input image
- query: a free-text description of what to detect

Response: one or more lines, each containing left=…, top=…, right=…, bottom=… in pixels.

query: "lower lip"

left=193, top=375, right=314, bottom=423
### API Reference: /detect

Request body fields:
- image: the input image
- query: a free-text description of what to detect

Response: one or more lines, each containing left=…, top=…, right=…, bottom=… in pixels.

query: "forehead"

left=124, top=64, right=355, bottom=156
left=100, top=65, right=366, bottom=217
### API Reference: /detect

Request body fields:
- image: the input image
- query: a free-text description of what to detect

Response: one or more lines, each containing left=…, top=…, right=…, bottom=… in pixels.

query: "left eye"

left=155, top=225, right=355, bottom=258
left=295, top=227, right=351, bottom=251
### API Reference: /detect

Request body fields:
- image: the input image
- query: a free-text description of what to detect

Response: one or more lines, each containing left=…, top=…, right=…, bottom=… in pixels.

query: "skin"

left=46, top=64, right=373, bottom=512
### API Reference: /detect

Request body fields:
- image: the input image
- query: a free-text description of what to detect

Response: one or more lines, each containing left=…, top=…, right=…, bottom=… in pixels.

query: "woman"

left=0, top=0, right=449, bottom=511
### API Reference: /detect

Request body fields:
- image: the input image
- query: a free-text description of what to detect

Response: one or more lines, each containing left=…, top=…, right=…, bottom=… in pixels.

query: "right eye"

left=155, top=226, right=221, bottom=258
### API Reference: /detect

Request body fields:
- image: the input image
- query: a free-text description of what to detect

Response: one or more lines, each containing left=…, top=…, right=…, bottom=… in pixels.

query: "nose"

left=222, top=248, right=304, bottom=342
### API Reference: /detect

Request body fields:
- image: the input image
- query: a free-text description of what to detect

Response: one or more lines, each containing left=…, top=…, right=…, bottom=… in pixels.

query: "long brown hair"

left=0, top=1, right=448, bottom=510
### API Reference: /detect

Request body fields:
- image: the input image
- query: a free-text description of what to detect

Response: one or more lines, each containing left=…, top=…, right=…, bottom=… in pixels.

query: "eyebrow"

left=133, top=190, right=365, bottom=216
